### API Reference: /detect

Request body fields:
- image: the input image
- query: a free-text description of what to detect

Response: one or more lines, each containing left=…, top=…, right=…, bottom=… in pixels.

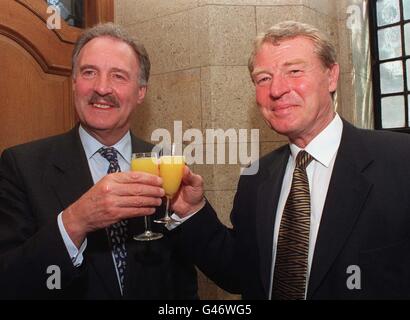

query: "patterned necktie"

left=272, top=150, right=314, bottom=300
left=97, top=146, right=128, bottom=295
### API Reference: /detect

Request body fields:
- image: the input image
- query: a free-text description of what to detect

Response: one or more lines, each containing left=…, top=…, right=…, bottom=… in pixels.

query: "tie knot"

left=295, top=150, right=313, bottom=170
left=97, top=147, right=121, bottom=173
left=98, top=146, right=119, bottom=162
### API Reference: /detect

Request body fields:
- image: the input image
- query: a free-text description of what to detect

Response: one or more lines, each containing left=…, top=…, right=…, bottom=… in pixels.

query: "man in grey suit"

left=171, top=21, right=410, bottom=299
left=0, top=23, right=197, bottom=299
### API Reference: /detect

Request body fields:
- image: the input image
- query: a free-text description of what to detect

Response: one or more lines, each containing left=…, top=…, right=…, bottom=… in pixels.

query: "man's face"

left=73, top=36, right=146, bottom=143
left=251, top=36, right=339, bottom=147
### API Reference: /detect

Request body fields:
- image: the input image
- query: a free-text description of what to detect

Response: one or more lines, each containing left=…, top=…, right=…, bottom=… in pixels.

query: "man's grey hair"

left=248, top=20, right=337, bottom=76
left=72, top=22, right=150, bottom=86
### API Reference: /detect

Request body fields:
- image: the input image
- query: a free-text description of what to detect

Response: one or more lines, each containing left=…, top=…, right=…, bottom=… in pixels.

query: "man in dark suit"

left=171, top=21, right=410, bottom=299
left=0, top=23, right=197, bottom=299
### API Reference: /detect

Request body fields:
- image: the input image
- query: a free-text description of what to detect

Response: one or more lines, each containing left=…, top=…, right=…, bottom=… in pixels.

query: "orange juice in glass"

left=131, top=152, right=163, bottom=241
left=131, top=156, right=159, bottom=176
left=160, top=156, right=185, bottom=197
left=155, top=154, right=185, bottom=224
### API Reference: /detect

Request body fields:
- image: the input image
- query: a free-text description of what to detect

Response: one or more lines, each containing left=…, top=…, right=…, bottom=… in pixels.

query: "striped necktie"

left=272, top=150, right=313, bottom=300
left=97, top=146, right=128, bottom=295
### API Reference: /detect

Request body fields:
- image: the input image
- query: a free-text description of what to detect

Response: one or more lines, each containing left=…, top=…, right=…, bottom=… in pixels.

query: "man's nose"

left=269, top=74, right=290, bottom=99
left=94, top=74, right=113, bottom=96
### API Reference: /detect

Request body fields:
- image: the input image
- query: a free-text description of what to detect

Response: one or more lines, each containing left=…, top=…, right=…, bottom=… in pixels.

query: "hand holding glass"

left=131, top=152, right=163, bottom=241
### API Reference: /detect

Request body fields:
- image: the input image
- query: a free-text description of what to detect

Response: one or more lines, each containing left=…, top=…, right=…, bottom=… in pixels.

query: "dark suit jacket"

left=0, top=126, right=197, bottom=299
left=179, top=120, right=410, bottom=299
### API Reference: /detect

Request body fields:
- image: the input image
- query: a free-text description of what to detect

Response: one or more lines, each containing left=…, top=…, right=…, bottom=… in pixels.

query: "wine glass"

left=154, top=144, right=185, bottom=224
left=131, top=152, right=163, bottom=241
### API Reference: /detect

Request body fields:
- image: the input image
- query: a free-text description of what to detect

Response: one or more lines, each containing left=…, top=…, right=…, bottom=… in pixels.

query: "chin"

left=269, top=121, right=297, bottom=137
left=83, top=120, right=115, bottom=131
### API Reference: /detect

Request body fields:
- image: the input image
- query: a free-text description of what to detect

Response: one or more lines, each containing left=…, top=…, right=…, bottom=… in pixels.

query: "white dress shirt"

left=57, top=126, right=131, bottom=275
left=269, top=113, right=343, bottom=299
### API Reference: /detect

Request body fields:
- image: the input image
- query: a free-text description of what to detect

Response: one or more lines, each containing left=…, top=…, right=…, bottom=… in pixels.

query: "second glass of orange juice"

left=154, top=153, right=185, bottom=224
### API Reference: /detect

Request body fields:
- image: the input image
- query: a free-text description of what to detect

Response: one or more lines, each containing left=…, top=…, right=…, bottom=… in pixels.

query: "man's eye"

left=82, top=70, right=96, bottom=77
left=256, top=76, right=271, bottom=85
left=290, top=69, right=302, bottom=75
left=112, top=73, right=127, bottom=81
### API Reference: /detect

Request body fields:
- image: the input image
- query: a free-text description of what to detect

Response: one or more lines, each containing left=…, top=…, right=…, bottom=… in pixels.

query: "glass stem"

left=165, top=197, right=170, bottom=219
left=144, top=216, right=151, bottom=233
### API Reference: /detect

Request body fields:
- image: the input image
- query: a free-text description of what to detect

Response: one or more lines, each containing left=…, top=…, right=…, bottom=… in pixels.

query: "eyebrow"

left=251, top=68, right=270, bottom=77
left=110, top=68, right=131, bottom=77
left=283, top=59, right=307, bottom=67
left=79, top=64, right=97, bottom=71
left=252, top=59, right=308, bottom=76
left=79, top=65, right=130, bottom=76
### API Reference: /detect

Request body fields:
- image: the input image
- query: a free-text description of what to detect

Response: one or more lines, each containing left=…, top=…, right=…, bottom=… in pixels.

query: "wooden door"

left=0, top=0, right=113, bottom=153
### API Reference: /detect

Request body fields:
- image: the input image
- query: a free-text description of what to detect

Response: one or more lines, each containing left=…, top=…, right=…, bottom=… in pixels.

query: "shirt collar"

left=78, top=125, right=132, bottom=164
left=289, top=113, right=343, bottom=168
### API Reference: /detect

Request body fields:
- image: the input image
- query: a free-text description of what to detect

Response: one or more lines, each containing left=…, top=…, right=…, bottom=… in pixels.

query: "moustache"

left=89, top=92, right=120, bottom=108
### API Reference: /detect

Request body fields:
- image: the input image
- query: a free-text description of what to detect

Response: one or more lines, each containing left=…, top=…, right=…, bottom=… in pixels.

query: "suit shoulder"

left=355, top=127, right=410, bottom=156
left=358, top=126, right=410, bottom=142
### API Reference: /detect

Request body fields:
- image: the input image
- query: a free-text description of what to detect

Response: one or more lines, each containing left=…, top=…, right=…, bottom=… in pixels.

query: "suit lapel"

left=256, top=146, right=290, bottom=297
left=307, top=121, right=373, bottom=298
left=48, top=126, right=94, bottom=211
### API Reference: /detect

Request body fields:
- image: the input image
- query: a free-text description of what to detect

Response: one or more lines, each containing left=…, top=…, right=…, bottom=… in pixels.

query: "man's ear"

left=136, top=85, right=147, bottom=104
left=328, top=63, right=340, bottom=93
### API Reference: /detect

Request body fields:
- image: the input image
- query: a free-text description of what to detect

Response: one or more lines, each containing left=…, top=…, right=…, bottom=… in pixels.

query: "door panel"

left=0, top=34, right=73, bottom=151
left=0, top=0, right=113, bottom=152
left=0, top=0, right=79, bottom=152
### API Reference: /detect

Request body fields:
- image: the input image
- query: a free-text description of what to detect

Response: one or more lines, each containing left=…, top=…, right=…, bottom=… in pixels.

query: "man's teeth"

left=93, top=103, right=111, bottom=109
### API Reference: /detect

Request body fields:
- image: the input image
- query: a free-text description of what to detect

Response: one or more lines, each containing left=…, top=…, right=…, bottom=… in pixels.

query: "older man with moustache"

left=0, top=23, right=197, bottom=299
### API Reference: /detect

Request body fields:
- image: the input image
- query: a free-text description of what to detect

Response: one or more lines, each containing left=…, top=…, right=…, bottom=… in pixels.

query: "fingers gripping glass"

left=131, top=152, right=163, bottom=241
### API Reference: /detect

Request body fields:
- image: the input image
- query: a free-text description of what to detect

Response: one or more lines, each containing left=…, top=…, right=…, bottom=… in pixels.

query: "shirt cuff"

left=166, top=200, right=206, bottom=231
left=57, top=212, right=87, bottom=267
